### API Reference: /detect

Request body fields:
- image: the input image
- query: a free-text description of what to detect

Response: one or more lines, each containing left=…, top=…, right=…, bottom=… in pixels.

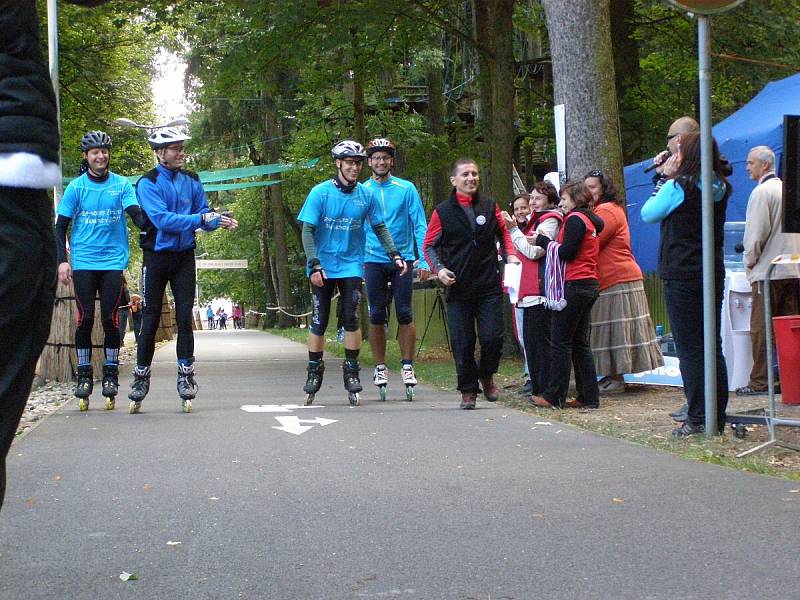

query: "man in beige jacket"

left=739, top=146, right=800, bottom=395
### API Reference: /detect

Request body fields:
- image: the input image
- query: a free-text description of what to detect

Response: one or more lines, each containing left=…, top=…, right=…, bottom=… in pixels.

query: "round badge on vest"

left=476, top=215, right=486, bottom=225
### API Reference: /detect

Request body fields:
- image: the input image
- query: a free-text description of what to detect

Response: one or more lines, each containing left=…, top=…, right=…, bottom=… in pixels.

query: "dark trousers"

left=664, top=277, right=728, bottom=428
left=544, top=280, right=599, bottom=408
left=522, top=304, right=551, bottom=397
left=0, top=187, right=56, bottom=509
left=446, top=292, right=504, bottom=394
left=748, top=279, right=800, bottom=389
left=72, top=269, right=123, bottom=357
left=137, top=249, right=196, bottom=366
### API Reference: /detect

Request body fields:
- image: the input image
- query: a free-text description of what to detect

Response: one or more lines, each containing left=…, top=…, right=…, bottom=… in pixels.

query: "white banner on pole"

left=554, top=104, right=566, bottom=183
left=196, top=259, right=249, bottom=269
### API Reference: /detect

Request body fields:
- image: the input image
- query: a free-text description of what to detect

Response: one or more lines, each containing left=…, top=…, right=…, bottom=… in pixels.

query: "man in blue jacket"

left=362, top=138, right=430, bottom=397
left=128, top=127, right=238, bottom=414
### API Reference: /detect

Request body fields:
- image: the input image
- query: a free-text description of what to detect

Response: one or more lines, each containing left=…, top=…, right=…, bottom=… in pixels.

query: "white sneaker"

left=401, top=366, right=417, bottom=386
left=598, top=377, right=625, bottom=394
left=373, top=365, right=388, bottom=386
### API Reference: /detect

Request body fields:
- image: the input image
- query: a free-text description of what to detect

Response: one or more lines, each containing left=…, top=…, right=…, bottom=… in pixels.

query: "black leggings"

left=137, top=249, right=196, bottom=366
left=72, top=269, right=123, bottom=355
left=310, top=277, right=362, bottom=336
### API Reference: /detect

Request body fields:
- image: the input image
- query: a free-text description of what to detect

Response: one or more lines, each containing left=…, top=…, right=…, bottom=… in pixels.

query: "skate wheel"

left=182, top=399, right=193, bottom=413
left=406, top=386, right=414, bottom=402
left=305, top=393, right=315, bottom=406
left=129, top=400, right=141, bottom=414
left=105, top=397, right=115, bottom=411
left=349, top=392, right=360, bottom=406
left=379, top=386, right=386, bottom=402
left=78, top=398, right=89, bottom=412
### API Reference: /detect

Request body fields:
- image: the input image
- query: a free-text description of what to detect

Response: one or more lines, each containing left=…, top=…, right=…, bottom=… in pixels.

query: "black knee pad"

left=396, top=308, right=413, bottom=326
left=368, top=305, right=389, bottom=326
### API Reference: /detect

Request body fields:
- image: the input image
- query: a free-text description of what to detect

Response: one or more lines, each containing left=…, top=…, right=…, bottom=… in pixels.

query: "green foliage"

left=622, top=0, right=800, bottom=162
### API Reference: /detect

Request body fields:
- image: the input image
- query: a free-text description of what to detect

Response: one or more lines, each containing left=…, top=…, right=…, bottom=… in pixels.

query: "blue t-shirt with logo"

left=297, top=179, right=384, bottom=278
left=57, top=172, right=138, bottom=270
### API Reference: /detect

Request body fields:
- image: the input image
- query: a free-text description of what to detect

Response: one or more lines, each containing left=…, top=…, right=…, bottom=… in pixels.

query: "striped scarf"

left=544, top=240, right=567, bottom=311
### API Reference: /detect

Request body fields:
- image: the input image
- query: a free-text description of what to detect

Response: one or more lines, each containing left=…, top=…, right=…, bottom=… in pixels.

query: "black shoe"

left=519, top=380, right=533, bottom=396
left=672, top=421, right=705, bottom=437
left=669, top=402, right=688, bottom=422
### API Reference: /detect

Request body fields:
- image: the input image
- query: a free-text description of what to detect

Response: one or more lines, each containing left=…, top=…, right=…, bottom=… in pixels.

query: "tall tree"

left=541, top=0, right=624, bottom=190
left=489, top=0, right=516, bottom=204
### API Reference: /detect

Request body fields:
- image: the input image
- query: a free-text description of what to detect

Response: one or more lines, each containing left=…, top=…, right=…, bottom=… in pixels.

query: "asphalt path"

left=1, top=329, right=798, bottom=599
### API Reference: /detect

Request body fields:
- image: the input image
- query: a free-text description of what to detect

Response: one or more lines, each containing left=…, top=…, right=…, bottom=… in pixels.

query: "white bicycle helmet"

left=147, top=127, right=192, bottom=149
left=331, top=140, right=366, bottom=160
left=365, top=138, right=396, bottom=157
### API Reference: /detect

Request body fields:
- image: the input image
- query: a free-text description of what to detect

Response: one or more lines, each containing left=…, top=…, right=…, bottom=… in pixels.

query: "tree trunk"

left=610, top=0, right=640, bottom=167
left=259, top=190, right=277, bottom=328
left=264, top=103, right=292, bottom=328
left=541, top=0, right=624, bottom=193
left=489, top=0, right=515, bottom=205
left=473, top=0, right=493, bottom=188
left=426, top=63, right=450, bottom=207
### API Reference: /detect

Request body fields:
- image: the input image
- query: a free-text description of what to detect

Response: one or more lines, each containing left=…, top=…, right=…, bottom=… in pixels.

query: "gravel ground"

left=15, top=340, right=138, bottom=438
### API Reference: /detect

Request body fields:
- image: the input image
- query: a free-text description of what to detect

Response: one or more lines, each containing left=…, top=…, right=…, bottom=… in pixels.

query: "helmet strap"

left=332, top=171, right=356, bottom=193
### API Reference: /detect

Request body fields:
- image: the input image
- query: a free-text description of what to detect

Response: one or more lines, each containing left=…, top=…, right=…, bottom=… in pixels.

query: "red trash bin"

left=773, top=315, right=800, bottom=405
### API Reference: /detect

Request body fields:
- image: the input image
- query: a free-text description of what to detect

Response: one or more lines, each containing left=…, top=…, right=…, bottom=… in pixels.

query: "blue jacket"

left=362, top=176, right=429, bottom=269
left=136, top=163, right=217, bottom=252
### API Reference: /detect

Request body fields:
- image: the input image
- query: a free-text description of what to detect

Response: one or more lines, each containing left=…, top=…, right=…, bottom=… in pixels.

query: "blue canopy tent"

left=624, top=72, right=800, bottom=273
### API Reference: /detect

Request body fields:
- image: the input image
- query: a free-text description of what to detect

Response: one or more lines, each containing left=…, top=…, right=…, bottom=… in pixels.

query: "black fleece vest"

left=658, top=176, right=730, bottom=281
left=436, top=192, right=502, bottom=300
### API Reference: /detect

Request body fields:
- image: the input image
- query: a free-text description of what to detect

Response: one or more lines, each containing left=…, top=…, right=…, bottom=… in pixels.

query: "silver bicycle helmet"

left=147, top=127, right=192, bottom=149
left=331, top=140, right=366, bottom=160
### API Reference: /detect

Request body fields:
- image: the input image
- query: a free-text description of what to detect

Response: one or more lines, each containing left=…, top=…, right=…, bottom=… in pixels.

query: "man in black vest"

left=423, top=158, right=519, bottom=409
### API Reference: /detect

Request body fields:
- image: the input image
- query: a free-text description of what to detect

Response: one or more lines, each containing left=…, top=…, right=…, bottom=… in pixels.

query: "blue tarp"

left=624, top=72, right=800, bottom=274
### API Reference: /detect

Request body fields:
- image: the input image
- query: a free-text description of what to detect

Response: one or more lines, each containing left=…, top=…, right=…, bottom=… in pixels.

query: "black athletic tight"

left=136, top=249, right=196, bottom=366
left=72, top=269, right=123, bottom=356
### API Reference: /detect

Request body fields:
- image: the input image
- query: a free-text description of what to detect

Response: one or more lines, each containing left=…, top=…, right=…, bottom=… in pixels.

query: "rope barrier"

left=246, top=290, right=340, bottom=320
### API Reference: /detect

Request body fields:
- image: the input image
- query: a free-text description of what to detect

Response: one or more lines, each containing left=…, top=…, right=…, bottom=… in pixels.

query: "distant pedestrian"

left=206, top=305, right=214, bottom=330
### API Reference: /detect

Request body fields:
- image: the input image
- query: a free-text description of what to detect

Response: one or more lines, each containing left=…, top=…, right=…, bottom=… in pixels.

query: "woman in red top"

left=584, top=171, right=663, bottom=394
left=530, top=181, right=604, bottom=409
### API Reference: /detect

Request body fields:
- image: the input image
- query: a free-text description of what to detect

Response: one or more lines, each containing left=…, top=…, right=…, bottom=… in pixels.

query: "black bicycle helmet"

left=80, top=130, right=112, bottom=152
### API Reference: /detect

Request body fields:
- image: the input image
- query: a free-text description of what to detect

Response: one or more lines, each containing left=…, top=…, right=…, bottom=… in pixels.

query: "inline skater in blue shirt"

left=56, top=131, right=145, bottom=411
left=362, top=138, right=431, bottom=401
left=298, top=140, right=407, bottom=406
left=128, top=126, right=238, bottom=414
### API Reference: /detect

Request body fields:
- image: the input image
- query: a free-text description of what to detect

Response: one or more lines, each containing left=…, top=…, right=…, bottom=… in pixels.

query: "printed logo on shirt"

left=322, top=215, right=361, bottom=231
left=77, top=208, right=122, bottom=226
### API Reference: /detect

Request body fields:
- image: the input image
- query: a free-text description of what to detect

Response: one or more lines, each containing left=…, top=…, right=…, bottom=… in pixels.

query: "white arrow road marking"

left=240, top=404, right=325, bottom=412
left=272, top=416, right=338, bottom=435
